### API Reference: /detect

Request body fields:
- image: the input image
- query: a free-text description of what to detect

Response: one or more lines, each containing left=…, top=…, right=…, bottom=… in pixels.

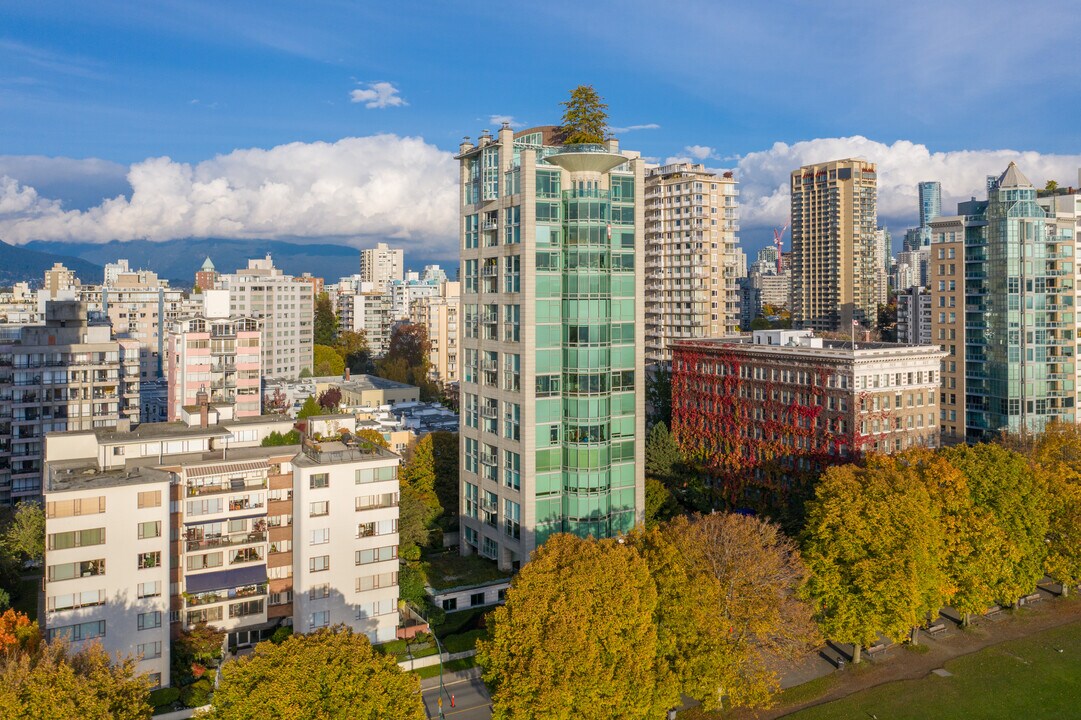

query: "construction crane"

left=773, top=221, right=790, bottom=273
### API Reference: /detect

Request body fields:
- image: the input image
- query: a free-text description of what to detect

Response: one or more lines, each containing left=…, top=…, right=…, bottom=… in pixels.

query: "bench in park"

left=926, top=622, right=947, bottom=638
left=984, top=605, right=1003, bottom=618
left=866, top=642, right=892, bottom=658
left=1022, top=592, right=1042, bottom=605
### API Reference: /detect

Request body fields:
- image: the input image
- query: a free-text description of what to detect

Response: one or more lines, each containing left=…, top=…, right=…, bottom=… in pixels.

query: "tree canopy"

left=560, top=85, right=609, bottom=144
left=313, top=292, right=337, bottom=346
left=429, top=431, right=460, bottom=531
left=206, top=627, right=423, bottom=720
left=478, top=534, right=672, bottom=720
left=313, top=344, right=345, bottom=377
left=296, top=396, right=322, bottom=419
left=355, top=428, right=390, bottom=450
left=0, top=631, right=152, bottom=720
left=800, top=461, right=940, bottom=661
left=398, top=435, right=442, bottom=559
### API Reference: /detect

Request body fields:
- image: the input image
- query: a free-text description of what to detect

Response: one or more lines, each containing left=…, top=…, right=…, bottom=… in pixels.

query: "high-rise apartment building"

left=409, top=281, right=460, bottom=385
left=217, top=256, right=314, bottom=379
left=359, top=243, right=404, bottom=292
left=0, top=301, right=140, bottom=504
left=643, top=163, right=741, bottom=367
left=919, top=181, right=942, bottom=228
left=43, top=263, right=79, bottom=299
left=166, top=302, right=263, bottom=420
left=42, top=408, right=401, bottom=689
left=932, top=163, right=1075, bottom=442
left=897, top=286, right=932, bottom=345
left=336, top=291, right=393, bottom=357
left=195, top=257, right=218, bottom=292
left=790, top=159, right=881, bottom=332
left=457, top=125, right=645, bottom=570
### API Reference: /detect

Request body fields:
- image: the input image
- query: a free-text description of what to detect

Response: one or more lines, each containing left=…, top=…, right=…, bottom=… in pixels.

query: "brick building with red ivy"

left=671, top=329, right=944, bottom=521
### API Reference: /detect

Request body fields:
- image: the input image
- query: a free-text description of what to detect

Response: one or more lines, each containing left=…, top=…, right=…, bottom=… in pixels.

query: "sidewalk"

left=420, top=665, right=484, bottom=691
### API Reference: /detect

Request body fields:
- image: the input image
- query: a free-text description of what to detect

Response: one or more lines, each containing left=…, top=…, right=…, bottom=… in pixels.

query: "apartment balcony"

left=185, top=582, right=268, bottom=608
left=187, top=477, right=267, bottom=497
left=185, top=530, right=267, bottom=552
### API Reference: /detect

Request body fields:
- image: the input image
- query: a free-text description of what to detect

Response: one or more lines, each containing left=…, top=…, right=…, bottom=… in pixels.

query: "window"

left=137, top=521, right=161, bottom=539
left=48, top=527, right=106, bottom=550
left=355, top=546, right=397, bottom=565
left=309, top=583, right=330, bottom=600
left=137, top=490, right=161, bottom=508
left=48, top=559, right=105, bottom=582
left=310, top=528, right=330, bottom=545
left=310, top=555, right=330, bottom=572
left=46, top=496, right=105, bottom=518
left=138, top=551, right=161, bottom=569
left=137, top=611, right=162, bottom=631
left=137, top=581, right=161, bottom=598
left=47, top=620, right=105, bottom=643
left=309, top=473, right=329, bottom=490
left=356, top=572, right=398, bottom=592
left=309, top=501, right=329, bottom=517
left=47, top=589, right=105, bottom=612
left=442, top=598, right=458, bottom=612
left=186, top=552, right=222, bottom=571
left=470, top=592, right=486, bottom=607
left=138, top=641, right=163, bottom=660
left=311, top=610, right=330, bottom=628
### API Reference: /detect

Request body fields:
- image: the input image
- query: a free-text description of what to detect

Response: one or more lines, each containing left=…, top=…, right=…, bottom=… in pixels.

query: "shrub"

left=181, top=677, right=214, bottom=707
left=443, top=628, right=486, bottom=654
left=379, top=639, right=408, bottom=656
left=270, top=626, right=293, bottom=645
left=148, top=686, right=181, bottom=708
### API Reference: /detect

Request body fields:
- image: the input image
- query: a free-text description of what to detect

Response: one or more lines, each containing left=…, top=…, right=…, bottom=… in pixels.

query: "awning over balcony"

left=186, top=460, right=268, bottom=479
left=185, top=565, right=268, bottom=594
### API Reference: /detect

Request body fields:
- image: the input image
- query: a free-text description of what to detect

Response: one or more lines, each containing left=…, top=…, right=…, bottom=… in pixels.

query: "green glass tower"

left=457, top=125, right=645, bottom=570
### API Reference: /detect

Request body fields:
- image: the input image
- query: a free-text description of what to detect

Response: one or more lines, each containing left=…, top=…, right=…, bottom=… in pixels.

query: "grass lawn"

left=13, top=576, right=40, bottom=621
left=424, top=553, right=510, bottom=591
left=784, top=620, right=1081, bottom=719
left=413, top=656, right=477, bottom=680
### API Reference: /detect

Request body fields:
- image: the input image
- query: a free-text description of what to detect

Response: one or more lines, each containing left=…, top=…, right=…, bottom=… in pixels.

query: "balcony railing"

left=185, top=582, right=268, bottom=608
left=185, top=531, right=267, bottom=552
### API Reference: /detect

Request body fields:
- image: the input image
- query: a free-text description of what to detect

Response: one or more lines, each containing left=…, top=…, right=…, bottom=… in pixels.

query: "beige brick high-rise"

left=644, top=163, right=741, bottom=367
left=791, top=159, right=881, bottom=332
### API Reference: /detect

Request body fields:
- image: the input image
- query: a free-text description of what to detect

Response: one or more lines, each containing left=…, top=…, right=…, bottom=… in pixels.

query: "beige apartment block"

left=791, top=159, right=881, bottom=332
left=360, top=243, right=404, bottom=292
left=644, top=163, right=741, bottom=367
left=409, top=281, right=460, bottom=385
left=928, top=215, right=967, bottom=442
left=43, top=262, right=80, bottom=299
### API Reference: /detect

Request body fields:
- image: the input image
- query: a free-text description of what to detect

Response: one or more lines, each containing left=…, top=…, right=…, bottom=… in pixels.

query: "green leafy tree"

left=336, top=330, right=373, bottom=374
left=4, top=502, right=44, bottom=565
left=206, top=627, right=423, bottom=720
left=560, top=85, right=609, bottom=144
left=646, top=365, right=673, bottom=428
left=296, top=396, right=321, bottom=419
left=0, top=639, right=152, bottom=720
left=313, top=344, right=345, bottom=377
left=1021, top=421, right=1081, bottom=595
left=260, top=429, right=300, bottom=447
left=478, top=534, right=673, bottom=720
left=644, top=477, right=678, bottom=529
left=801, top=462, right=940, bottom=662
left=172, top=622, right=225, bottom=685
left=645, top=422, right=681, bottom=481
left=429, top=431, right=460, bottom=530
left=1045, top=179, right=1059, bottom=193
left=398, top=562, right=428, bottom=607
left=313, top=292, right=338, bottom=346
left=397, top=435, right=442, bottom=558
left=944, top=443, right=1050, bottom=606
left=749, top=316, right=772, bottom=330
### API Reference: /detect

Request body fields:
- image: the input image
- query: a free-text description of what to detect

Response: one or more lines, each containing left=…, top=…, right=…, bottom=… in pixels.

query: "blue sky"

left=2, top=0, right=1081, bottom=263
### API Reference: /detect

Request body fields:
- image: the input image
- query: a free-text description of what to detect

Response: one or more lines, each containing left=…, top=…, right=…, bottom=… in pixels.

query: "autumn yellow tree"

left=0, top=637, right=151, bottom=720
left=206, top=627, right=423, bottom=720
left=944, top=443, right=1050, bottom=606
left=633, top=514, right=819, bottom=711
left=1020, top=421, right=1081, bottom=595
left=477, top=534, right=673, bottom=720
left=801, top=461, right=941, bottom=662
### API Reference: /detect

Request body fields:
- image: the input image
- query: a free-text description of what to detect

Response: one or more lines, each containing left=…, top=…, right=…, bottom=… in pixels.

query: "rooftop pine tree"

left=560, top=85, right=609, bottom=144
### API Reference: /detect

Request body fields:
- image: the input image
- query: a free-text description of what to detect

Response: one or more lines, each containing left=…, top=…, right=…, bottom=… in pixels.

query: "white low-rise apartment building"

left=43, top=403, right=401, bottom=688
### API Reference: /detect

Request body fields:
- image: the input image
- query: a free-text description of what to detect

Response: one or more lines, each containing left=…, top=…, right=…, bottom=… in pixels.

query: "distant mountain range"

left=0, top=240, right=104, bottom=287
left=23, top=238, right=364, bottom=285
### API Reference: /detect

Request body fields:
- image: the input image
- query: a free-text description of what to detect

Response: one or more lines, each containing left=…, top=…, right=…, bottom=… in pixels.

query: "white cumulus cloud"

left=736, top=136, right=1081, bottom=231
left=0, top=135, right=458, bottom=256
left=489, top=115, right=523, bottom=128
left=685, top=145, right=715, bottom=160
left=349, top=81, right=406, bottom=109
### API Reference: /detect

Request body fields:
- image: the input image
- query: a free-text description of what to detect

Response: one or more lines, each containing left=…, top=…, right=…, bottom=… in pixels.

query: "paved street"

left=421, top=666, right=492, bottom=720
